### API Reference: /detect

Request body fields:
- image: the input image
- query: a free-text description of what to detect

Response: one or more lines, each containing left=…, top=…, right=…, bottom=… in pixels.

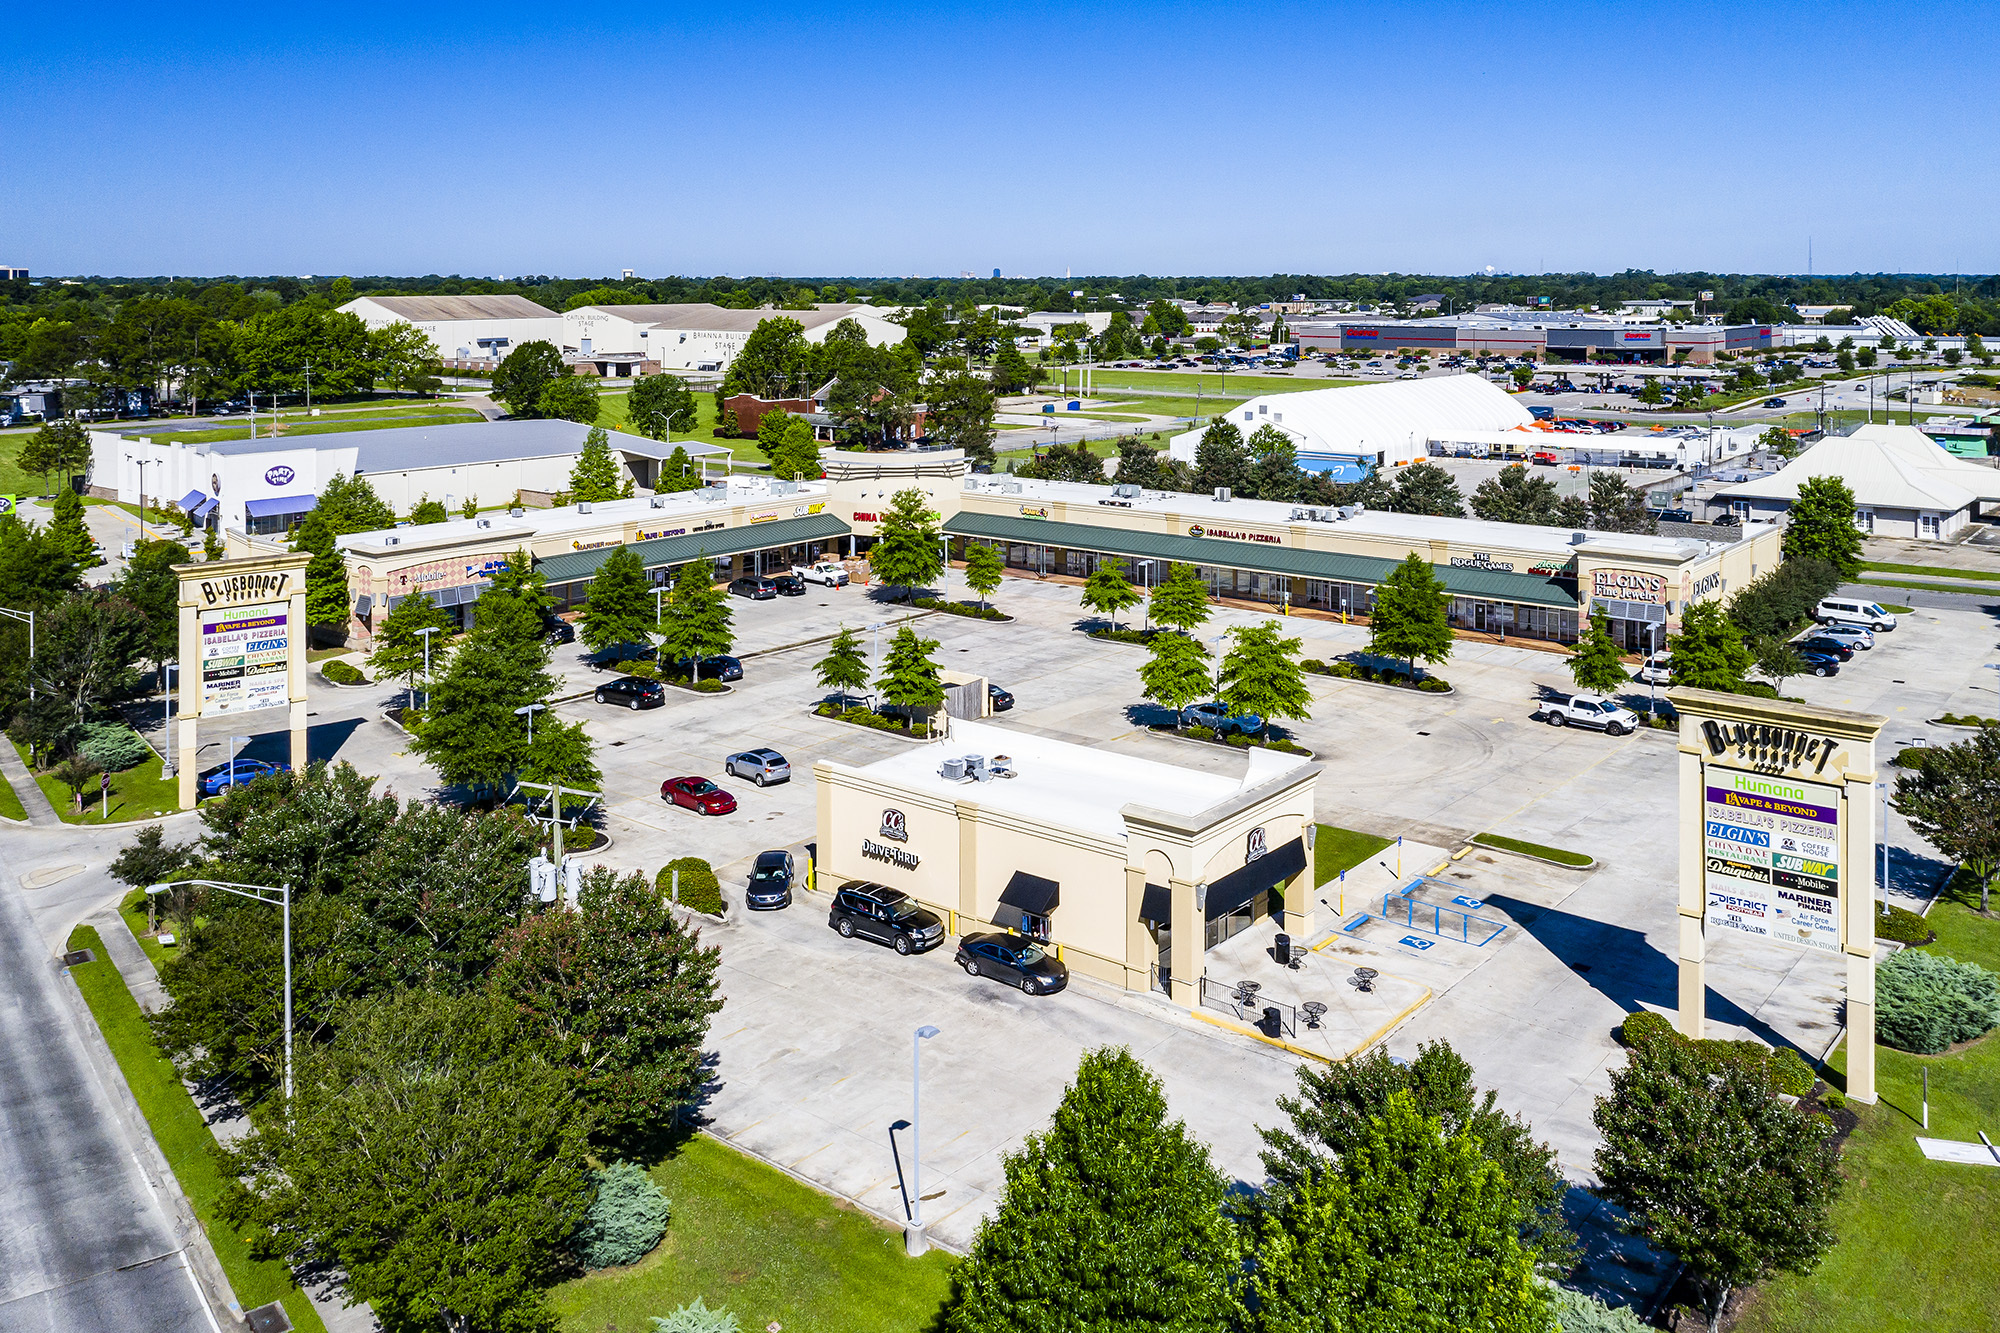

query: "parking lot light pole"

left=154, top=879, right=292, bottom=1102
left=515, top=702, right=547, bottom=743
left=415, top=625, right=439, bottom=710
left=906, top=1024, right=941, bottom=1256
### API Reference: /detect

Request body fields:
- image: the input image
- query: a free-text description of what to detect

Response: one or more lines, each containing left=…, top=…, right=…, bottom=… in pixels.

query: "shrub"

left=1875, top=902, right=1935, bottom=944
left=1184, top=724, right=1216, bottom=740
left=1892, top=745, right=1940, bottom=770
left=658, top=857, right=723, bottom=915
left=650, top=1298, right=739, bottom=1333
left=1616, top=1011, right=1815, bottom=1095
left=914, top=596, right=1009, bottom=621
left=612, top=659, right=658, bottom=679
left=1087, top=627, right=1153, bottom=645
left=1617, top=1010, right=1677, bottom=1050
left=572, top=1161, right=670, bottom=1269
left=1876, top=949, right=2000, bottom=1054
left=320, top=659, right=366, bottom=685
left=1299, top=658, right=1327, bottom=673
left=77, top=722, right=151, bottom=772
left=1547, top=1286, right=1650, bottom=1332
left=1934, top=713, right=2000, bottom=728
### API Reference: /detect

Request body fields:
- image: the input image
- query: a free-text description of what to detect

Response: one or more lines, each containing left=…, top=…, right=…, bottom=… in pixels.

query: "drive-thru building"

left=814, top=721, right=1320, bottom=1010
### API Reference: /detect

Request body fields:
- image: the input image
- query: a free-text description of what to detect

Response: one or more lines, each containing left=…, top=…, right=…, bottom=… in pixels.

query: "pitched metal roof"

left=943, top=511, right=1577, bottom=608
left=569, top=303, right=888, bottom=335
left=535, top=512, right=849, bottom=585
left=350, top=294, right=558, bottom=321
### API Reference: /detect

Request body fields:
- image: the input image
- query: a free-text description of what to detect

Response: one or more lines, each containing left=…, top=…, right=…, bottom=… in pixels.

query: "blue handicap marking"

left=1400, top=936, right=1435, bottom=951
left=1452, top=895, right=1484, bottom=909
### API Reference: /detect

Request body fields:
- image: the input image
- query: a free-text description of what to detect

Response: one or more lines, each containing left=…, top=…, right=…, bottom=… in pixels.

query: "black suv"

left=746, top=850, right=795, bottom=910
left=584, top=641, right=656, bottom=672
left=1793, top=636, right=1855, bottom=662
left=540, top=614, right=577, bottom=646
left=730, top=576, right=777, bottom=599
left=667, top=654, right=742, bottom=682
left=594, top=675, right=666, bottom=709
left=828, top=883, right=944, bottom=955
left=956, top=931, right=1068, bottom=994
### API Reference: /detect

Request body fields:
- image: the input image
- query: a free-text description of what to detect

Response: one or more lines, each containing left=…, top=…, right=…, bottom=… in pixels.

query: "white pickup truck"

left=791, top=560, right=850, bottom=587
left=1531, top=692, right=1640, bottom=736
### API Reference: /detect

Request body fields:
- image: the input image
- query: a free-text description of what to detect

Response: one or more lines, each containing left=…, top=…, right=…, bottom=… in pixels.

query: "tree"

left=409, top=560, right=557, bottom=794
left=120, top=537, right=191, bottom=663
left=1192, top=419, right=1249, bottom=496
left=408, top=495, right=449, bottom=525
left=52, top=754, right=101, bottom=811
left=1368, top=553, right=1453, bottom=676
left=1470, top=465, right=1562, bottom=525
left=1112, top=437, right=1159, bottom=489
left=1217, top=621, right=1312, bottom=739
left=656, top=556, right=733, bottom=680
left=1758, top=425, right=1799, bottom=460
left=291, top=510, right=350, bottom=639
left=1637, top=378, right=1665, bottom=406
left=1246, top=423, right=1305, bottom=503
left=1587, top=472, right=1657, bottom=534
left=0, top=510, right=80, bottom=609
left=943, top=1047, right=1238, bottom=1333
left=31, top=589, right=150, bottom=733
left=991, top=340, right=1039, bottom=394
left=1080, top=556, right=1141, bottom=631
left=1555, top=494, right=1590, bottom=527
left=814, top=625, right=871, bottom=706
left=870, top=487, right=943, bottom=600
left=19, top=418, right=89, bottom=495
left=218, top=990, right=593, bottom=1333
left=1753, top=635, right=1808, bottom=693
left=1835, top=348, right=1855, bottom=373
left=1782, top=475, right=1864, bottom=578
left=109, top=824, right=196, bottom=896
left=536, top=373, right=599, bottom=425
left=47, top=487, right=101, bottom=571
left=492, top=866, right=724, bottom=1151
left=460, top=495, right=480, bottom=519
left=315, top=472, right=397, bottom=535
left=926, top=369, right=999, bottom=467
left=1140, top=632, right=1212, bottom=726
left=627, top=373, right=697, bottom=439
left=1388, top=461, right=1466, bottom=518
left=578, top=545, right=653, bottom=651
left=720, top=316, right=813, bottom=399
left=1669, top=600, right=1753, bottom=693
left=1593, top=1037, right=1841, bottom=1333
left=1568, top=609, right=1630, bottom=695
left=765, top=417, right=823, bottom=482
left=876, top=624, right=944, bottom=726
left=520, top=713, right=599, bottom=790
left=491, top=339, right=566, bottom=418
left=371, top=320, right=441, bottom=396
left=1147, top=561, right=1211, bottom=635
left=1249, top=1091, right=1554, bottom=1333
left=1893, top=726, right=2000, bottom=911
left=657, top=445, right=703, bottom=492
left=368, top=589, right=454, bottom=704
left=962, top=542, right=1004, bottom=611
left=568, top=426, right=624, bottom=502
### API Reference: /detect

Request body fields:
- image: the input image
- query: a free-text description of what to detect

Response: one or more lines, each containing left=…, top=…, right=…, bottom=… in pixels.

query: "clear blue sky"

left=4, top=2, right=1994, bottom=279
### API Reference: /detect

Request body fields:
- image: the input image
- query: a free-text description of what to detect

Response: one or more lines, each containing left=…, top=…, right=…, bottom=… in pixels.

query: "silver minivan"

left=725, top=748, right=791, bottom=786
left=1815, top=598, right=1897, bottom=633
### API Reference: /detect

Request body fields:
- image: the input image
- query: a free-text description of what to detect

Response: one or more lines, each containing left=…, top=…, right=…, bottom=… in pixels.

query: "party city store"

left=814, top=721, right=1320, bottom=1011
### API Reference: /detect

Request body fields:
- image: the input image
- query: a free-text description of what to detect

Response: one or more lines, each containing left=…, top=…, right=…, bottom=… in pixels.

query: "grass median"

left=0, top=769, right=27, bottom=822
left=64, top=925, right=328, bottom=1333
left=12, top=739, right=180, bottom=823
left=1314, top=823, right=1395, bottom=885
left=1470, top=832, right=1594, bottom=867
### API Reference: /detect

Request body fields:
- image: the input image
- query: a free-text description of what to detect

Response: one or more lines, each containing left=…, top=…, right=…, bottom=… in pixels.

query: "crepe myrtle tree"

left=1080, top=555, right=1142, bottom=631
left=814, top=625, right=871, bottom=709
left=962, top=541, right=1004, bottom=611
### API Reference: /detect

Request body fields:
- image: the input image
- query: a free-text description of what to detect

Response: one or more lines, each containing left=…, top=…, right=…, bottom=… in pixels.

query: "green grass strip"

left=1856, top=577, right=1998, bottom=596
left=1861, top=562, right=2000, bottom=582
left=1471, top=832, right=1594, bottom=867
left=64, top=926, right=329, bottom=1333
left=14, top=739, right=181, bottom=823
left=1315, top=824, right=1395, bottom=885
left=0, top=763, right=27, bottom=822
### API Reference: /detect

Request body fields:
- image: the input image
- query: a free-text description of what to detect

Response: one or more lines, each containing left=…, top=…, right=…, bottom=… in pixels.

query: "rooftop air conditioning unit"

left=383, top=536, right=400, bottom=546
left=963, top=754, right=990, bottom=781
left=576, top=501, right=592, bottom=513
left=475, top=518, right=492, bottom=529
left=1113, top=483, right=1141, bottom=499
left=1570, top=530, right=1589, bottom=544
left=1290, top=507, right=1312, bottom=522
left=508, top=507, right=526, bottom=517
left=1315, top=507, right=1337, bottom=522
left=1214, top=487, right=1231, bottom=502
left=649, top=495, right=667, bottom=508
left=1352, top=502, right=1366, bottom=514
left=939, top=757, right=967, bottom=781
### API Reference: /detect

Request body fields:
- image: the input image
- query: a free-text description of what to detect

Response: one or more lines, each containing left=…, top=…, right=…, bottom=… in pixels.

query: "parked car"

left=594, top=675, right=666, bottom=709
left=661, top=776, right=737, bottom=815
left=988, top=684, right=1015, bottom=712
left=584, top=641, right=656, bottom=671
left=539, top=614, right=577, bottom=646
left=1811, top=623, right=1874, bottom=651
left=730, top=575, right=778, bottom=600
left=827, top=883, right=945, bottom=955
left=725, top=748, right=791, bottom=785
left=1815, top=597, right=1897, bottom=632
left=1649, top=508, right=1695, bottom=524
left=770, top=574, right=806, bottom=596
left=1181, top=700, right=1262, bottom=735
left=1792, top=636, right=1855, bottom=661
left=1530, top=450, right=1561, bottom=465
left=1765, top=397, right=1787, bottom=408
left=955, top=931, right=1070, bottom=995
left=745, top=850, right=795, bottom=909
left=198, top=757, right=290, bottom=796
left=668, top=653, right=742, bottom=681
left=792, top=560, right=850, bottom=587
left=1531, top=693, right=1640, bottom=736
left=1635, top=654, right=1672, bottom=686
left=1796, top=650, right=1842, bottom=678
left=1709, top=511, right=1741, bottom=527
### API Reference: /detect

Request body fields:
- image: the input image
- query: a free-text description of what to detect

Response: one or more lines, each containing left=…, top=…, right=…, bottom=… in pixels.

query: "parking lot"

left=261, top=569, right=1992, bottom=1279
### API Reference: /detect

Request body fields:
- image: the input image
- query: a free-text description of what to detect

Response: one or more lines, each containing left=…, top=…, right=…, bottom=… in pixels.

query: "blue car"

left=198, top=758, right=289, bottom=795
left=1180, top=701, right=1263, bottom=736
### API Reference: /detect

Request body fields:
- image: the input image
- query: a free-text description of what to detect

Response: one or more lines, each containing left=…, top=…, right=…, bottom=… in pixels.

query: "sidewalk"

left=0, top=738, right=63, bottom=827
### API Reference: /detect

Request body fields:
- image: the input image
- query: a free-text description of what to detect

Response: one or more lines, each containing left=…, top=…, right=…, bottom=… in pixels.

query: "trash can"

left=1262, top=1005, right=1282, bottom=1036
left=1273, top=933, right=1292, bottom=966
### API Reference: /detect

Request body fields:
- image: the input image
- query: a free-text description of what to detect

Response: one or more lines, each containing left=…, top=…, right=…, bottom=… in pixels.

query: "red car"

left=661, top=776, right=737, bottom=815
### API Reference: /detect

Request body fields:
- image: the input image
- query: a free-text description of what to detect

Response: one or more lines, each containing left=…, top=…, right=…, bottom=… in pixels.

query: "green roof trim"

left=536, top=512, right=849, bottom=585
left=944, top=510, right=1578, bottom=609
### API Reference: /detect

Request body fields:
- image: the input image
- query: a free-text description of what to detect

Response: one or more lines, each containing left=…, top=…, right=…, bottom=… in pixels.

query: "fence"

left=1198, top=975, right=1296, bottom=1038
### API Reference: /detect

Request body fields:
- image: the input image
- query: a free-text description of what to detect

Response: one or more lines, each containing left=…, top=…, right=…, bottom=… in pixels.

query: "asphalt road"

left=0, top=876, right=213, bottom=1333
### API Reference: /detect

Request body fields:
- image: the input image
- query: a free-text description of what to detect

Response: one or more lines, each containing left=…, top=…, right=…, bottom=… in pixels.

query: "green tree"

left=1112, top=437, right=1160, bottom=489
left=1250, top=1091, right=1554, bottom=1333
left=1587, top=472, right=1657, bottom=534
left=520, top=713, right=599, bottom=790
left=19, top=418, right=89, bottom=495
left=1192, top=419, right=1249, bottom=496
left=720, top=316, right=813, bottom=399
left=409, top=558, right=557, bottom=794
left=368, top=589, right=454, bottom=704
left=1758, top=425, right=1799, bottom=460
left=870, top=487, right=943, bottom=600
left=539, top=374, right=600, bottom=425
left=1637, top=378, right=1665, bottom=406
left=1835, top=348, right=1855, bottom=373
left=1892, top=725, right=2000, bottom=911
left=1147, top=561, right=1211, bottom=635
left=657, top=445, right=703, bottom=492
left=813, top=625, right=871, bottom=706
left=1568, top=609, right=1630, bottom=694
left=459, top=495, right=480, bottom=519
left=494, top=865, right=723, bottom=1150
left=991, top=340, right=1039, bottom=394
left=627, top=373, right=698, bottom=439
left=0, top=510, right=81, bottom=609
left=656, top=556, right=733, bottom=681
left=1368, top=552, right=1453, bottom=676
left=1592, top=1036, right=1841, bottom=1333
left=944, top=1047, right=1239, bottom=1333
left=765, top=417, right=823, bottom=482
left=1781, top=475, right=1864, bottom=578
left=1217, top=621, right=1312, bottom=739
left=491, top=339, right=567, bottom=418
left=568, top=427, right=623, bottom=502
left=291, top=510, right=350, bottom=639
left=755, top=406, right=799, bottom=459
left=926, top=369, right=999, bottom=467
left=218, top=990, right=592, bottom=1333
left=370, top=320, right=441, bottom=396
left=120, top=536, right=191, bottom=663
left=1753, top=635, right=1808, bottom=692
left=1246, top=423, right=1304, bottom=503
left=30, top=589, right=150, bottom=733
left=1470, top=464, right=1562, bottom=525
left=577, top=545, right=653, bottom=652
left=1670, top=599, right=1753, bottom=693
left=1140, top=632, right=1212, bottom=727
left=315, top=472, right=397, bottom=535
left=47, top=486, right=101, bottom=571
left=876, top=623, right=944, bottom=726
left=962, top=541, right=1004, bottom=610
left=1388, top=461, right=1466, bottom=518
left=408, top=494, right=449, bottom=525
left=1080, top=556, right=1141, bottom=631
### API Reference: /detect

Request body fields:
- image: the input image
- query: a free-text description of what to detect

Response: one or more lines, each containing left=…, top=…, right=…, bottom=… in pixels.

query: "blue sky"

left=4, top=2, right=1994, bottom=279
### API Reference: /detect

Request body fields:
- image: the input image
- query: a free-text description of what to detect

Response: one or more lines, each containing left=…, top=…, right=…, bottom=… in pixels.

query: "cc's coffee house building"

left=814, top=721, right=1320, bottom=1010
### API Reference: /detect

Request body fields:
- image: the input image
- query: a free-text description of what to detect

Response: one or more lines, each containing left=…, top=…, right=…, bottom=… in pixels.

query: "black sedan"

left=956, top=932, right=1068, bottom=995
left=540, top=615, right=576, bottom=646
left=584, top=641, right=657, bottom=672
left=668, top=654, right=742, bottom=682
left=1793, top=636, right=1855, bottom=662
left=745, top=849, right=795, bottom=909
left=594, top=675, right=666, bottom=709
left=770, top=574, right=806, bottom=596
left=988, top=684, right=1014, bottom=712
left=1797, top=650, right=1842, bottom=678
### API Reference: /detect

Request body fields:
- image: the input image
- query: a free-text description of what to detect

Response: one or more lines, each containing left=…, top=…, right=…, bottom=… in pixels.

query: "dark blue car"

left=198, top=758, right=290, bottom=795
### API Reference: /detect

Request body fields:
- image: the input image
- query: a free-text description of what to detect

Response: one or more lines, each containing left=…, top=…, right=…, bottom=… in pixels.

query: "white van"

left=1815, top=597, right=1898, bottom=632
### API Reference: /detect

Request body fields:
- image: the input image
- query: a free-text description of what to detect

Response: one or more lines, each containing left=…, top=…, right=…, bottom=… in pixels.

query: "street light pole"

left=153, top=878, right=292, bottom=1101
left=415, top=625, right=439, bottom=710
left=515, top=702, right=547, bottom=743
left=125, top=454, right=156, bottom=541
left=906, top=1024, right=941, bottom=1256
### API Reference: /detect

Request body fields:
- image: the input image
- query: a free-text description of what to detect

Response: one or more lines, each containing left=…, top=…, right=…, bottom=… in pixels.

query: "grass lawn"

left=595, top=389, right=778, bottom=471
left=1078, top=369, right=1362, bottom=396
left=548, top=1132, right=955, bottom=1333
left=13, top=738, right=182, bottom=823
left=64, top=925, right=329, bottom=1333
left=1861, top=561, right=2000, bottom=582
left=1471, top=832, right=1594, bottom=867
left=131, top=409, right=483, bottom=447
left=1314, top=823, right=1395, bottom=885
left=1914, top=869, right=2000, bottom=973
left=0, top=767, right=28, bottom=822
left=1855, top=576, right=1998, bottom=597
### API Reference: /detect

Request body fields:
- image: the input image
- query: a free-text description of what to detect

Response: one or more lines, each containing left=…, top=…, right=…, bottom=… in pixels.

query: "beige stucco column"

left=1281, top=855, right=1316, bottom=943
left=1843, top=767, right=1879, bottom=1104
left=1169, top=877, right=1201, bottom=1009
left=813, top=761, right=834, bottom=892
left=955, top=801, right=981, bottom=933
left=1123, top=866, right=1151, bottom=991
left=287, top=577, right=308, bottom=775
left=175, top=602, right=200, bottom=810
left=1675, top=734, right=1707, bottom=1039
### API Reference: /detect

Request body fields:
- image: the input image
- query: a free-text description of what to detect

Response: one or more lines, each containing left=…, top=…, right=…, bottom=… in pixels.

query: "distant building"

left=0, top=266, right=28, bottom=281
left=340, top=294, right=565, bottom=369
left=560, top=303, right=905, bottom=375
left=1715, top=424, right=2000, bottom=539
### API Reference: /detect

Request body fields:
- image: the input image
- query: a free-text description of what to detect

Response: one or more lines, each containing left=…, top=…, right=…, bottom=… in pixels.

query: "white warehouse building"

left=561, top=303, right=907, bottom=374
left=1168, top=374, right=1534, bottom=482
left=338, top=294, right=566, bottom=367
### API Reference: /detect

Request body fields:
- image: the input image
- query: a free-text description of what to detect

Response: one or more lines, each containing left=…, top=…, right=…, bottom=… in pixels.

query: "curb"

left=1468, top=836, right=1597, bottom=871
left=1144, top=727, right=1316, bottom=761
left=1306, top=669, right=1455, bottom=698
left=805, top=705, right=938, bottom=745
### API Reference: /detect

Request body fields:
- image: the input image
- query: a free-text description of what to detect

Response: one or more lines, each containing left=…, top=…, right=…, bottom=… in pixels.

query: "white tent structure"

left=1715, top=424, right=2000, bottom=540
left=1169, top=374, right=1533, bottom=482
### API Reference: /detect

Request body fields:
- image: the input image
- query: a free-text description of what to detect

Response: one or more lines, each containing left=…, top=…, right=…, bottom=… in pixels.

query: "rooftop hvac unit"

left=383, top=536, right=400, bottom=546
left=939, top=757, right=967, bottom=781
left=475, top=518, right=492, bottom=528
left=577, top=501, right=592, bottom=513
left=649, top=495, right=667, bottom=508
left=963, top=754, right=992, bottom=781
left=1289, top=507, right=1312, bottom=521
left=1351, top=502, right=1367, bottom=514
left=1214, top=486, right=1231, bottom=502
left=1113, top=483, right=1141, bottom=499
left=509, top=507, right=526, bottom=517
left=998, top=481, right=1023, bottom=494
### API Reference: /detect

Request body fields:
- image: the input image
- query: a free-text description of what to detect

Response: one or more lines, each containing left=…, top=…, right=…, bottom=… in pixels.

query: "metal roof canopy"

left=536, top=512, right=849, bottom=585
left=944, top=512, right=1577, bottom=609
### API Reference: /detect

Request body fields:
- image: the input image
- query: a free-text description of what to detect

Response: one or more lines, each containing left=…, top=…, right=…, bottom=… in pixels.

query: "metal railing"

left=1379, top=891, right=1507, bottom=946
left=1198, top=975, right=1296, bottom=1037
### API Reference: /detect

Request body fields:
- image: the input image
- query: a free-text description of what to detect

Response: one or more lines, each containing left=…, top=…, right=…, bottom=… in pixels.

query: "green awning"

left=944, top=511, right=1578, bottom=610
left=536, top=512, right=849, bottom=585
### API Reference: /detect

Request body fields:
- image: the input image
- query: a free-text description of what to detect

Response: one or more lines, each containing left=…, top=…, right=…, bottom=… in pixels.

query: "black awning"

left=1204, top=837, right=1307, bottom=920
left=998, top=871, right=1060, bottom=917
left=1139, top=882, right=1172, bottom=926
